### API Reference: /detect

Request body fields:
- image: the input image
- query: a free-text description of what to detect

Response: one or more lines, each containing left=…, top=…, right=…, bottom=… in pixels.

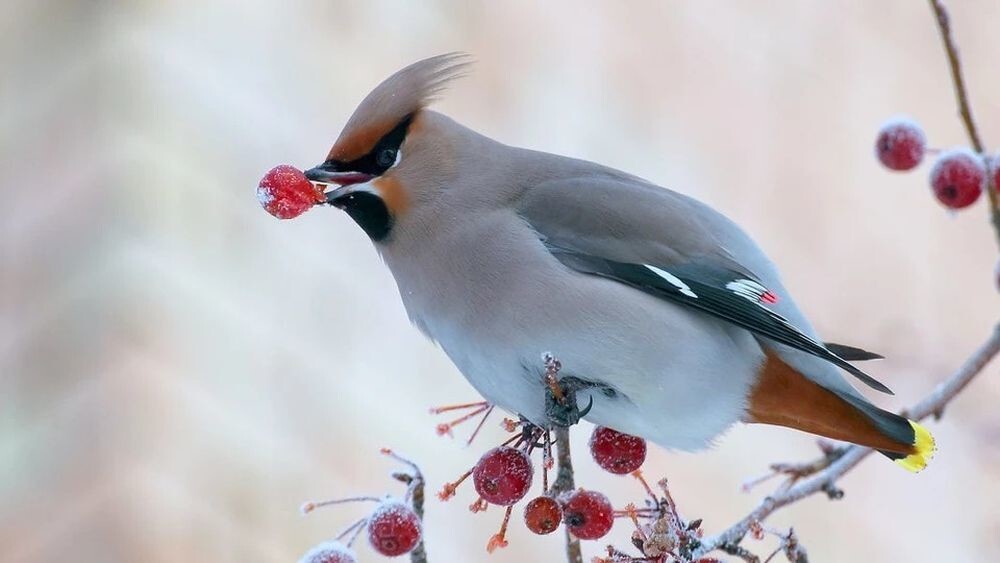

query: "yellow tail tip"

left=894, top=420, right=936, bottom=472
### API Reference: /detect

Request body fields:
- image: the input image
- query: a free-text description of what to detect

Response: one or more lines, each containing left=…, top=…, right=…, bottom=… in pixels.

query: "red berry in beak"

left=929, top=149, right=985, bottom=209
left=258, top=164, right=324, bottom=219
left=875, top=118, right=926, bottom=171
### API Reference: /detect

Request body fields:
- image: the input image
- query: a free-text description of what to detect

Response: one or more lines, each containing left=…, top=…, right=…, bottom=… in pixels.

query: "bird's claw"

left=544, top=376, right=597, bottom=427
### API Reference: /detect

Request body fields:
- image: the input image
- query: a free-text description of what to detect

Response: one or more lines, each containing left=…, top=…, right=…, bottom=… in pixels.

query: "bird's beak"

left=304, top=162, right=374, bottom=187
left=304, top=162, right=380, bottom=207
left=304, top=162, right=377, bottom=206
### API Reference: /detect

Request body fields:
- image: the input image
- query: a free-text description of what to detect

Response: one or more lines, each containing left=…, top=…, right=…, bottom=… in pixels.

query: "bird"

left=304, top=53, right=934, bottom=471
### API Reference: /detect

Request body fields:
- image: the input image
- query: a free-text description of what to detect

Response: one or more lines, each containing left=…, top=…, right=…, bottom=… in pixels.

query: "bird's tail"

left=838, top=393, right=936, bottom=472
left=747, top=351, right=936, bottom=472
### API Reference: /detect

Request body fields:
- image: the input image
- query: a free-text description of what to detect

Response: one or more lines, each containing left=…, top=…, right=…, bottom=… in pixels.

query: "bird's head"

left=305, top=53, right=472, bottom=242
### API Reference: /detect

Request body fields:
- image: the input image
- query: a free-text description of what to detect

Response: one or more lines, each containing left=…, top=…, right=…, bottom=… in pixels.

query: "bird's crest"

left=328, top=52, right=472, bottom=162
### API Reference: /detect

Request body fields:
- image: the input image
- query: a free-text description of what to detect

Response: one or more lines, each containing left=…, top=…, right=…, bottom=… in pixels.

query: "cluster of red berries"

left=299, top=498, right=421, bottom=563
left=468, top=443, right=620, bottom=542
left=433, top=400, right=649, bottom=552
left=875, top=117, right=997, bottom=210
left=258, top=165, right=325, bottom=219
left=299, top=451, right=423, bottom=562
left=297, top=422, right=649, bottom=561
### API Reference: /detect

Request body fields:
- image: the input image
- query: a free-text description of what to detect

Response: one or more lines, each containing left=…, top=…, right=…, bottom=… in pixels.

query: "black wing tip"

left=842, top=363, right=894, bottom=395
left=824, top=342, right=885, bottom=362
left=825, top=343, right=893, bottom=394
left=871, top=380, right=895, bottom=396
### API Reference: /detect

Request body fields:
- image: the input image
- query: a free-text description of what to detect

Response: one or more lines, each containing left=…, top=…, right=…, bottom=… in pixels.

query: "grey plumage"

left=307, top=55, right=921, bottom=457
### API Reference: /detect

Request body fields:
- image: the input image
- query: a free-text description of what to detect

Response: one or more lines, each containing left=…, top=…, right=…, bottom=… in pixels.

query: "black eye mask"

left=332, top=114, right=413, bottom=176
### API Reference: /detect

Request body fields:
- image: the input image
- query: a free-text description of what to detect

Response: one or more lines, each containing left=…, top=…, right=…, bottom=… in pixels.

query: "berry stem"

left=335, top=517, right=369, bottom=547
left=486, top=506, right=514, bottom=553
left=300, top=496, right=382, bottom=513
left=438, top=467, right=474, bottom=501
left=928, top=0, right=1000, bottom=249
left=630, top=470, right=659, bottom=508
left=466, top=405, right=495, bottom=446
left=542, top=429, right=553, bottom=492
left=656, top=478, right=684, bottom=531
left=428, top=400, right=490, bottom=414
left=435, top=404, right=490, bottom=437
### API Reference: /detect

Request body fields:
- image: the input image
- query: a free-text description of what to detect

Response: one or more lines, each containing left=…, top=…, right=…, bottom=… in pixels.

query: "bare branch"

left=384, top=449, right=428, bottom=563
left=553, top=425, right=583, bottom=563
left=692, top=325, right=1000, bottom=559
left=407, top=472, right=428, bottom=563
left=928, top=0, right=984, bottom=152
left=927, top=0, right=1000, bottom=248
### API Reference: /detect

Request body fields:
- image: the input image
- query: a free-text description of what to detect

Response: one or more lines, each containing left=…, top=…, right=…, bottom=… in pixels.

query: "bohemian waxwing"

left=305, top=53, right=934, bottom=471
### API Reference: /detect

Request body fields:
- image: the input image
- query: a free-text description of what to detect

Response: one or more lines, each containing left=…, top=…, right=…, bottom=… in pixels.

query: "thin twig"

left=383, top=449, right=428, bottom=563
left=928, top=0, right=984, bottom=152
left=927, top=0, right=1000, bottom=247
left=408, top=472, right=428, bottom=563
left=692, top=325, right=1000, bottom=559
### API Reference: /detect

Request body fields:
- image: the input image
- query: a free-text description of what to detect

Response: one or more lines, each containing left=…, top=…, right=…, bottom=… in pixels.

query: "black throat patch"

left=331, top=191, right=392, bottom=241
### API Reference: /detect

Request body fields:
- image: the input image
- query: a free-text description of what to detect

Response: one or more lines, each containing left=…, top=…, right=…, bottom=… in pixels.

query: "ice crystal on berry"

left=257, top=164, right=324, bottom=219
left=875, top=117, right=926, bottom=171
left=298, top=541, right=357, bottom=563
left=929, top=148, right=985, bottom=209
left=367, top=499, right=422, bottom=557
left=524, top=496, right=563, bottom=535
left=562, top=489, right=615, bottom=540
left=590, top=426, right=648, bottom=475
left=472, top=446, right=534, bottom=506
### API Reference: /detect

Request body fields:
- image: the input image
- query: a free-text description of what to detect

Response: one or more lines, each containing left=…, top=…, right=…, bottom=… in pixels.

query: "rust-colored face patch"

left=746, top=351, right=912, bottom=454
left=328, top=119, right=397, bottom=163
left=372, top=175, right=409, bottom=217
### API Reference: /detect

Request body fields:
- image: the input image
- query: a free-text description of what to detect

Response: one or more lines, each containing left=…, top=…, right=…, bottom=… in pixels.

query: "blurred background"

left=3, top=1, right=999, bottom=561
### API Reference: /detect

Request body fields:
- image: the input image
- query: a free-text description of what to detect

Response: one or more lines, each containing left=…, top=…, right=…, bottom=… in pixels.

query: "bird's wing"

left=517, top=175, right=892, bottom=395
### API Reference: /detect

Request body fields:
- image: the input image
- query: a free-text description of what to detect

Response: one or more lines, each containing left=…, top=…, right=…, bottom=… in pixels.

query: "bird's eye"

left=376, top=148, right=397, bottom=168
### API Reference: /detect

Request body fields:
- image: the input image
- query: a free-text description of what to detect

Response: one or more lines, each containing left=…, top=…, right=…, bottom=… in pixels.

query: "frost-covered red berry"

left=298, top=541, right=357, bottom=563
left=367, top=499, right=422, bottom=557
left=524, top=496, right=563, bottom=535
left=561, top=489, right=614, bottom=540
left=929, top=149, right=985, bottom=209
left=589, top=426, right=647, bottom=475
left=875, top=118, right=926, bottom=171
left=472, top=446, right=534, bottom=506
left=258, top=164, right=324, bottom=219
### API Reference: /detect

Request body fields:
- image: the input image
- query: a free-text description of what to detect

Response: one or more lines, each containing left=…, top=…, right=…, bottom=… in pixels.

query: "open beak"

left=304, top=162, right=374, bottom=187
left=304, top=163, right=376, bottom=206
left=305, top=162, right=379, bottom=207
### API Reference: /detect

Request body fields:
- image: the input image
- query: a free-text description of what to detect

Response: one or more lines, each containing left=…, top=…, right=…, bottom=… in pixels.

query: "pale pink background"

left=3, top=1, right=999, bottom=562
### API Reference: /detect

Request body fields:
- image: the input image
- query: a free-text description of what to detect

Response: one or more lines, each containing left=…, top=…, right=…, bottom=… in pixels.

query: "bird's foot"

left=544, top=375, right=597, bottom=427
left=540, top=353, right=616, bottom=428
